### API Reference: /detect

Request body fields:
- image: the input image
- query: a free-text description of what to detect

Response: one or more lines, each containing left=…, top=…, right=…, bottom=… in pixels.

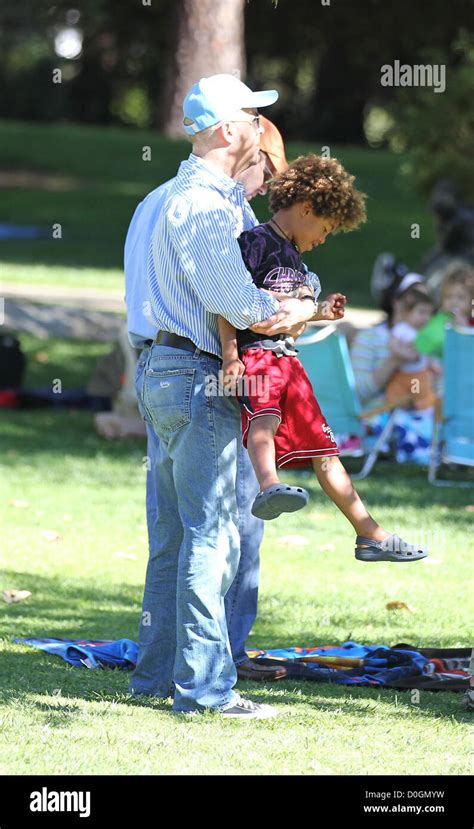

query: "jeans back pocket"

left=143, top=367, right=195, bottom=436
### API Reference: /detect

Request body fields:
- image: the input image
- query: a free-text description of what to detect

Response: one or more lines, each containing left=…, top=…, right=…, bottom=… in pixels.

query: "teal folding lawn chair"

left=297, top=325, right=400, bottom=479
left=428, top=324, right=474, bottom=487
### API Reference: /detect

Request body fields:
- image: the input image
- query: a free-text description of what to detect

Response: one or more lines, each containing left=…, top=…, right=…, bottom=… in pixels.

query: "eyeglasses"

left=228, top=114, right=261, bottom=132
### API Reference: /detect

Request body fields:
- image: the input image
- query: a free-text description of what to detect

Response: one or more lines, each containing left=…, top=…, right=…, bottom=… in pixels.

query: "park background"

left=0, top=0, right=473, bottom=775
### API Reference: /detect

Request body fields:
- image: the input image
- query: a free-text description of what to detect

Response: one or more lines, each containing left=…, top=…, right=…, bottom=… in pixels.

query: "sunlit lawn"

left=0, top=336, right=471, bottom=775
left=0, top=120, right=435, bottom=306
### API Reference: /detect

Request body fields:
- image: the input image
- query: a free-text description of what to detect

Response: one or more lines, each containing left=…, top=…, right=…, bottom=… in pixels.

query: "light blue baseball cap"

left=183, top=73, right=278, bottom=136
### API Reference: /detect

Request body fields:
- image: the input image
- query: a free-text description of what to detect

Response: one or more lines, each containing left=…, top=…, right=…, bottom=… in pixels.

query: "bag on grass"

left=0, top=332, right=26, bottom=390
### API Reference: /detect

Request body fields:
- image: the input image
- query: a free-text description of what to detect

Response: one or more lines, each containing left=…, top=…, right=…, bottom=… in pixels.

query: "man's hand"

left=314, top=292, right=347, bottom=321
left=287, top=321, right=307, bottom=340
left=250, top=296, right=315, bottom=336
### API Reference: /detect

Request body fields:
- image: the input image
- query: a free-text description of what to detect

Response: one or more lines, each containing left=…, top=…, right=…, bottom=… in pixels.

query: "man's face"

left=230, top=107, right=263, bottom=170
left=236, top=151, right=270, bottom=199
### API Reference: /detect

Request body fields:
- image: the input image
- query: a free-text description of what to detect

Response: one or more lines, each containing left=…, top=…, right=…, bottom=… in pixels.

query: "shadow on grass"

left=0, top=570, right=468, bottom=725
left=1, top=648, right=468, bottom=725
left=1, top=410, right=145, bottom=463
left=235, top=680, right=471, bottom=723
left=0, top=570, right=141, bottom=640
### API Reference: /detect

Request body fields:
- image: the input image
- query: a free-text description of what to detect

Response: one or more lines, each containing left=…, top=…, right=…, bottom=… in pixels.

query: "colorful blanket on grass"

left=14, top=637, right=138, bottom=670
left=15, top=638, right=470, bottom=690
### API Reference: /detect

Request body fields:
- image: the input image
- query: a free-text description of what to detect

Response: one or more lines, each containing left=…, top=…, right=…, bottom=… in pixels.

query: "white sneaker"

left=221, top=697, right=279, bottom=719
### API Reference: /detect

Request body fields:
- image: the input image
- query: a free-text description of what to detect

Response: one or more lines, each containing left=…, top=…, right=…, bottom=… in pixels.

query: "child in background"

left=218, top=154, right=428, bottom=562
left=385, top=288, right=437, bottom=410
left=416, top=263, right=474, bottom=358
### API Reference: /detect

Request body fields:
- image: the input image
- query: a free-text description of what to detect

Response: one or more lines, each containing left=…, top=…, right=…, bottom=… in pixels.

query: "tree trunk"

left=162, top=0, right=246, bottom=137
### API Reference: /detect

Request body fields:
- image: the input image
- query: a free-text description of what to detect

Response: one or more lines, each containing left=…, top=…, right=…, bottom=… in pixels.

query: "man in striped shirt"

left=127, top=75, right=317, bottom=718
left=125, top=151, right=289, bottom=686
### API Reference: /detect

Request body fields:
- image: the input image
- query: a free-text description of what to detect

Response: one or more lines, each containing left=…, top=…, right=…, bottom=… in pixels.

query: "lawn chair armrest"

left=360, top=394, right=412, bottom=420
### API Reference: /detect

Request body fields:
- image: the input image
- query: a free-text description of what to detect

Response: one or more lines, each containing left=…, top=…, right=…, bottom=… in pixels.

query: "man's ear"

left=218, top=122, right=236, bottom=147
left=300, top=201, right=313, bottom=217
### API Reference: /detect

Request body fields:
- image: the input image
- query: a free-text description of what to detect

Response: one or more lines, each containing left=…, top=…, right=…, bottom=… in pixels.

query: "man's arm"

left=165, top=192, right=279, bottom=329
left=163, top=192, right=317, bottom=333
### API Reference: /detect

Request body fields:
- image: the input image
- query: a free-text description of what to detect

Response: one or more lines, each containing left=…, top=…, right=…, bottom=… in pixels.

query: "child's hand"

left=389, top=336, right=418, bottom=364
left=222, top=357, right=246, bottom=393
left=319, top=293, right=347, bottom=320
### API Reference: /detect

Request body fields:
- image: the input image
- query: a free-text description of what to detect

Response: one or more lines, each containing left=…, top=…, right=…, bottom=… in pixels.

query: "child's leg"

left=247, top=415, right=309, bottom=520
left=312, top=455, right=389, bottom=541
left=246, top=415, right=281, bottom=491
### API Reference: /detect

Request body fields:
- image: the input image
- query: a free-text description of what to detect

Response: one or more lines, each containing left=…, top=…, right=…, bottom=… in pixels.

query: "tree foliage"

left=0, top=0, right=472, bottom=162
left=388, top=34, right=474, bottom=202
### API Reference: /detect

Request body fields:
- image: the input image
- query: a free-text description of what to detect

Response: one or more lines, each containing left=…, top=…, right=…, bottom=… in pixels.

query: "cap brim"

left=241, top=90, right=279, bottom=109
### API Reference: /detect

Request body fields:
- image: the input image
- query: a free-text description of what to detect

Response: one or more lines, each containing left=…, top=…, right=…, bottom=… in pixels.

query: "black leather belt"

left=154, top=331, right=220, bottom=362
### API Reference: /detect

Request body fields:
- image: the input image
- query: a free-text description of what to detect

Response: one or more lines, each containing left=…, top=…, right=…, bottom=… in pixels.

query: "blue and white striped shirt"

left=147, top=154, right=280, bottom=357
left=124, top=178, right=176, bottom=348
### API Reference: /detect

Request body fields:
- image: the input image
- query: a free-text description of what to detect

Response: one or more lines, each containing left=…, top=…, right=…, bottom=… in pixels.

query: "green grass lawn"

left=0, top=336, right=472, bottom=775
left=0, top=119, right=435, bottom=306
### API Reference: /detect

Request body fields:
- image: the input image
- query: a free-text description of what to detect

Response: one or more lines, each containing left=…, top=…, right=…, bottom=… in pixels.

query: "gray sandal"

left=355, top=533, right=428, bottom=562
left=251, top=483, right=309, bottom=521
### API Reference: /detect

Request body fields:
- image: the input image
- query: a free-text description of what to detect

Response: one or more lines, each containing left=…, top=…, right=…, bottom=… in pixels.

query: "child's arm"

left=218, top=315, right=245, bottom=388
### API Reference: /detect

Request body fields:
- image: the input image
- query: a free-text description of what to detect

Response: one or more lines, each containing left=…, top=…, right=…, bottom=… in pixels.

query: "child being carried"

left=218, top=154, right=428, bottom=563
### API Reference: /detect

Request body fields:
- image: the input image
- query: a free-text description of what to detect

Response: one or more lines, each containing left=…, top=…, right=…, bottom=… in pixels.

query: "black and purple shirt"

left=237, top=223, right=320, bottom=350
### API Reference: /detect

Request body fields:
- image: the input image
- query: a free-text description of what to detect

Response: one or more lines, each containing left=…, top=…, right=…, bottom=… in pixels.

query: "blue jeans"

left=129, top=345, right=243, bottom=712
left=143, top=413, right=263, bottom=671
left=225, top=441, right=264, bottom=666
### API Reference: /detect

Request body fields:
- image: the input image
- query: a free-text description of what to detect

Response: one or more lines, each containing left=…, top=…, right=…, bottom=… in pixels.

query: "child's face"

left=292, top=203, right=337, bottom=253
left=406, top=302, right=433, bottom=330
left=442, top=284, right=471, bottom=319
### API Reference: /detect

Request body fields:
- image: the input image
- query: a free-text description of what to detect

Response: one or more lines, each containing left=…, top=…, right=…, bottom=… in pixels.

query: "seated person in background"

left=94, top=325, right=147, bottom=439
left=350, top=272, right=426, bottom=410
left=386, top=288, right=437, bottom=410
left=350, top=272, right=436, bottom=465
left=416, top=262, right=474, bottom=359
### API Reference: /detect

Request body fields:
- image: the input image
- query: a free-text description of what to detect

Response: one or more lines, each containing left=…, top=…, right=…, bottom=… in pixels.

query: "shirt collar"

left=178, top=153, right=245, bottom=199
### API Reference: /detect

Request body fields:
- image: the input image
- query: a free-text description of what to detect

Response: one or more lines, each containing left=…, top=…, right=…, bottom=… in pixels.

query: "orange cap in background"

left=259, top=115, right=288, bottom=174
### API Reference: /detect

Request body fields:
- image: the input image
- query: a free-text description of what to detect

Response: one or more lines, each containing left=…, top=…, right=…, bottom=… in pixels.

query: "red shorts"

left=239, top=349, right=339, bottom=469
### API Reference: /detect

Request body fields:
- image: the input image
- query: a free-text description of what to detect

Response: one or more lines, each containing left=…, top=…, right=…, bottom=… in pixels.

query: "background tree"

left=0, top=0, right=473, bottom=159
left=162, top=0, right=246, bottom=137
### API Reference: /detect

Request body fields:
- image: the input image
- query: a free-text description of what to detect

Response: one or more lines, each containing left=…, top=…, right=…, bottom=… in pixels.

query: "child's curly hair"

left=269, top=154, right=367, bottom=232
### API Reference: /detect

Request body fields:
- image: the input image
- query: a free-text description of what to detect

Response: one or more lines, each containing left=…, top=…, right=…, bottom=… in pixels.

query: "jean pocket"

left=135, top=357, right=149, bottom=423
left=143, top=367, right=195, bottom=436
